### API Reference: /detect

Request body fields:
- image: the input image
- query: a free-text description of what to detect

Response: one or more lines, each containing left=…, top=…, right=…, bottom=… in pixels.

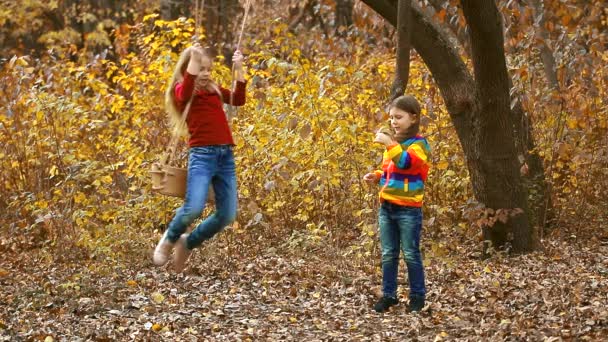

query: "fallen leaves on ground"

left=1, top=238, right=606, bottom=341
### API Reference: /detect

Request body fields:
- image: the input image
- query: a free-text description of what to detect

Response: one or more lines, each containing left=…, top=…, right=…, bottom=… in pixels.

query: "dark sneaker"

left=373, top=296, right=399, bottom=313
left=407, top=296, right=425, bottom=312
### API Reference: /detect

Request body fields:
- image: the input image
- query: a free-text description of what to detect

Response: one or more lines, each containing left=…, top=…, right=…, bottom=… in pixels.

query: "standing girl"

left=153, top=44, right=247, bottom=272
left=363, top=95, right=431, bottom=313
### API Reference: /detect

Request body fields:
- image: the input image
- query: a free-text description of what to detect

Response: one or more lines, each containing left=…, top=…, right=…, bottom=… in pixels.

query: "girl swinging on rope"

left=152, top=42, right=247, bottom=272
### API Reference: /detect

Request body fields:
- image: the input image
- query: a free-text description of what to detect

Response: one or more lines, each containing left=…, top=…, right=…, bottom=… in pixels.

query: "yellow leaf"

left=436, top=160, right=449, bottom=170
left=126, top=280, right=137, bottom=287
left=152, top=323, right=162, bottom=332
left=101, top=175, right=113, bottom=184
left=36, top=200, right=49, bottom=209
left=289, top=317, right=297, bottom=323
left=483, top=265, right=492, bottom=273
left=143, top=13, right=159, bottom=22
left=74, top=192, right=87, bottom=204
left=151, top=292, right=165, bottom=304
left=15, top=57, right=29, bottom=66
left=49, top=165, right=58, bottom=178
left=44, top=337, right=54, bottom=342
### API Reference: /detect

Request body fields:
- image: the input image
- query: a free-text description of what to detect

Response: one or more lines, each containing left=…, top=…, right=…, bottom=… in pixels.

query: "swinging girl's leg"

left=187, top=145, right=237, bottom=249
left=165, top=147, right=216, bottom=243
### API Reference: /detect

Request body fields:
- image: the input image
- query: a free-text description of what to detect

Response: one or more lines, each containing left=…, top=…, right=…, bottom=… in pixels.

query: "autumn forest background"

left=1, top=0, right=607, bottom=340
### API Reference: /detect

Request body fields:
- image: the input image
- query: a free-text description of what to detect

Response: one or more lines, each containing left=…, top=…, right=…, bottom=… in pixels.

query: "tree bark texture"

left=390, top=0, right=412, bottom=101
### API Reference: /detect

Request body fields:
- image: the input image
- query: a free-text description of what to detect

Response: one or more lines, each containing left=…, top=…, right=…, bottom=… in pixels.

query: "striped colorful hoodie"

left=373, top=135, right=431, bottom=207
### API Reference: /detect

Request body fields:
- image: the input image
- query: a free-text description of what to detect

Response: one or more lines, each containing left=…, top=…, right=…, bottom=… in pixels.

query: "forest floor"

left=1, top=232, right=607, bottom=341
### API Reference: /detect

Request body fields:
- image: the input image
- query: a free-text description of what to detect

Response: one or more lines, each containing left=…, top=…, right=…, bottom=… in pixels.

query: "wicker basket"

left=149, top=163, right=187, bottom=198
left=149, top=162, right=215, bottom=201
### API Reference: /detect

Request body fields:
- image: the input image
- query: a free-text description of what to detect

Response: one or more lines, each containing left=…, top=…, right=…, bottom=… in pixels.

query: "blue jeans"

left=166, top=145, right=237, bottom=250
left=378, top=202, right=425, bottom=299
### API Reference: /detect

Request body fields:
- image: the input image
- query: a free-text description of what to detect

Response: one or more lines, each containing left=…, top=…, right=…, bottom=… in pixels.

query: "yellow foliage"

left=2, top=11, right=604, bottom=261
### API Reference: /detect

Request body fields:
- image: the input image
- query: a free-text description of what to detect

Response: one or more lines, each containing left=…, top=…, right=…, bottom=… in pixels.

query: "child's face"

left=196, top=57, right=212, bottom=87
left=389, top=107, right=415, bottom=136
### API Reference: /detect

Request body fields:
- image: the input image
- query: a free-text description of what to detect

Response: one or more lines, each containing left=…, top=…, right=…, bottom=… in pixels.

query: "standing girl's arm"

left=386, top=142, right=430, bottom=170
left=375, top=131, right=429, bottom=170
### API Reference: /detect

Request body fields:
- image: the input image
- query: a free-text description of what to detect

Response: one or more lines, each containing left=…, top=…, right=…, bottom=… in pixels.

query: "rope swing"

left=193, top=0, right=205, bottom=43
left=228, top=0, right=252, bottom=118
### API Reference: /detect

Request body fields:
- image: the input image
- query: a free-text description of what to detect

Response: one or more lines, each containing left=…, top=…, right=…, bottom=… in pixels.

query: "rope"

left=235, top=0, right=252, bottom=51
left=228, top=0, right=253, bottom=117
left=194, top=0, right=205, bottom=42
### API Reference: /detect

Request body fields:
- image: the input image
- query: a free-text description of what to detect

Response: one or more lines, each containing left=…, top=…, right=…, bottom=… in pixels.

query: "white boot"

left=153, top=231, right=174, bottom=266
left=173, top=233, right=192, bottom=273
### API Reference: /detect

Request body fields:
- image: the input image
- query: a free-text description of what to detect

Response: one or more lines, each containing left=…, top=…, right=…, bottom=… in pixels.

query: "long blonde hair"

left=164, top=46, right=223, bottom=136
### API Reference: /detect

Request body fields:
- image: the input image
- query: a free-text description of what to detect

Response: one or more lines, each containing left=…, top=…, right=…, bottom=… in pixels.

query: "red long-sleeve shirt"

left=175, top=72, right=247, bottom=147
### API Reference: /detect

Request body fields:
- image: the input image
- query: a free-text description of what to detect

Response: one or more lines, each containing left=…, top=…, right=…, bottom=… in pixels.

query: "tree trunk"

left=335, top=0, right=354, bottom=35
left=390, top=0, right=412, bottom=101
left=160, top=0, right=187, bottom=20
left=511, top=86, right=554, bottom=231
left=204, top=0, right=239, bottom=53
left=460, top=0, right=533, bottom=253
left=528, top=0, right=559, bottom=89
